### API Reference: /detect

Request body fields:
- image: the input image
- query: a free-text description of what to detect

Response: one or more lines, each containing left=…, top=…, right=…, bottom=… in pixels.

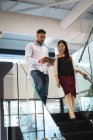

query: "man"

left=25, top=29, right=50, bottom=104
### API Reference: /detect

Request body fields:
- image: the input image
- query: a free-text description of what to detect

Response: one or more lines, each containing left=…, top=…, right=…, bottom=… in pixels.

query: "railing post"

left=60, top=98, right=64, bottom=113
left=16, top=63, right=20, bottom=126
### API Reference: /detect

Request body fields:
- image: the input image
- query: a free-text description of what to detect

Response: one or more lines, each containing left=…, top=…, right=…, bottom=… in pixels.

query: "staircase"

left=51, top=112, right=93, bottom=140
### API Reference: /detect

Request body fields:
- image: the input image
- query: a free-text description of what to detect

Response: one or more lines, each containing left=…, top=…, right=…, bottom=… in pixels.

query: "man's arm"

left=25, top=43, right=40, bottom=65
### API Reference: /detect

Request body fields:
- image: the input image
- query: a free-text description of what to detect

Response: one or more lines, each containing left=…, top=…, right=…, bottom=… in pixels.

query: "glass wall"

left=72, top=27, right=93, bottom=97
left=2, top=61, right=65, bottom=140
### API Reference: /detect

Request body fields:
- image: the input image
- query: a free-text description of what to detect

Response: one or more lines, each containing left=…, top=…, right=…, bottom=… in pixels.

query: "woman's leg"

left=70, top=95, right=76, bottom=117
left=71, top=95, right=76, bottom=107
left=65, top=93, right=76, bottom=119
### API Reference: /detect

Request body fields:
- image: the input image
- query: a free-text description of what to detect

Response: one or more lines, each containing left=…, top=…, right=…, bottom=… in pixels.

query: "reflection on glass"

left=10, top=115, right=19, bottom=126
left=19, top=100, right=35, bottom=114
left=3, top=101, right=9, bottom=115
left=3, top=99, right=64, bottom=139
left=37, top=131, right=44, bottom=140
left=44, top=106, right=61, bottom=138
left=2, top=57, right=65, bottom=140
left=19, top=101, right=29, bottom=114
left=20, top=115, right=36, bottom=133
left=29, top=101, right=35, bottom=114
left=63, top=97, right=93, bottom=112
left=80, top=97, right=93, bottom=111
left=29, top=132, right=36, bottom=140
left=63, top=98, right=68, bottom=113
left=4, top=116, right=9, bottom=127
left=76, top=72, right=92, bottom=95
left=37, top=114, right=44, bottom=130
left=46, top=99, right=61, bottom=113
left=36, top=101, right=43, bottom=113
left=78, top=46, right=91, bottom=74
left=72, top=37, right=93, bottom=96
left=28, top=115, right=36, bottom=131
left=10, top=101, right=18, bottom=114
left=23, top=133, right=30, bottom=140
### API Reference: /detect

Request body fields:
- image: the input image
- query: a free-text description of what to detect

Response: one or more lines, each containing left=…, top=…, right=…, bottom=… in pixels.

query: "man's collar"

left=34, top=41, right=45, bottom=46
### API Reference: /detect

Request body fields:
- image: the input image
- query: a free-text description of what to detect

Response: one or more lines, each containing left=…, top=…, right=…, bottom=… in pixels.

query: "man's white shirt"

left=25, top=41, right=49, bottom=74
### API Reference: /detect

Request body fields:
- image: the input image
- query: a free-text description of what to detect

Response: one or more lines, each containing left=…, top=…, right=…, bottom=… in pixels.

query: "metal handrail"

left=85, top=76, right=93, bottom=84
left=78, top=26, right=93, bottom=63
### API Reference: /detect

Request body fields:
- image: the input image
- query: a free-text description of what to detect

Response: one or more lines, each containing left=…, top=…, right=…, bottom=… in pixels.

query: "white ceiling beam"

left=17, top=0, right=80, bottom=5
left=48, top=0, right=81, bottom=5
left=60, top=0, right=93, bottom=29
left=18, top=0, right=44, bottom=5
left=14, top=0, right=81, bottom=12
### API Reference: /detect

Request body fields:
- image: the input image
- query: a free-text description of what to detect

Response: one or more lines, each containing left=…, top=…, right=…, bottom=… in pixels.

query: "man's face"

left=36, top=33, right=46, bottom=44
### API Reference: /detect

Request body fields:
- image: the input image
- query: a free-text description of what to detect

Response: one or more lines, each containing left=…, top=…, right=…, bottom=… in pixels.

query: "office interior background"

left=0, top=0, right=93, bottom=140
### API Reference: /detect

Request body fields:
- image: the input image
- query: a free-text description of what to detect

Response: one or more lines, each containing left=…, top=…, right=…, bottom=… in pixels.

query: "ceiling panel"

left=56, top=1, right=78, bottom=10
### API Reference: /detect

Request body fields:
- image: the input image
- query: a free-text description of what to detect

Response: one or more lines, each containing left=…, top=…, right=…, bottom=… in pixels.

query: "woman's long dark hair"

left=57, top=40, right=72, bottom=63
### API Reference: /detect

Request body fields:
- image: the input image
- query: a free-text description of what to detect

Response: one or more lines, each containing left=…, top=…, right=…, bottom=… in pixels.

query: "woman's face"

left=58, top=43, right=65, bottom=53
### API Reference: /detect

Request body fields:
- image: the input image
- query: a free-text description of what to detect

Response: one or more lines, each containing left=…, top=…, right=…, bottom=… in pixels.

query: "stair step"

left=88, top=112, right=93, bottom=119
left=63, top=130, right=93, bottom=140
left=52, top=112, right=84, bottom=122
left=52, top=114, right=70, bottom=122
left=58, top=120, right=92, bottom=133
left=51, top=112, right=93, bottom=140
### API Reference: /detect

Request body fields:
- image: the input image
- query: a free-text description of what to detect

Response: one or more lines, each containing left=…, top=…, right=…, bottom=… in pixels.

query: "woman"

left=54, top=40, right=87, bottom=120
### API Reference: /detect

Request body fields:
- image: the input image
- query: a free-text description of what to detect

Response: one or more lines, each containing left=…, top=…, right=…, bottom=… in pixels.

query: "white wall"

left=0, top=11, right=92, bottom=44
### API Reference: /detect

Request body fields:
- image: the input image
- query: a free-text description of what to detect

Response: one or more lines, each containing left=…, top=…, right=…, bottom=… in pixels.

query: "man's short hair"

left=37, top=29, right=46, bottom=34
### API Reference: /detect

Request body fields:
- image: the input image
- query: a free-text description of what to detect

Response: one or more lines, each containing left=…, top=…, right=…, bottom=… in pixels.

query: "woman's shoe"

left=69, top=112, right=76, bottom=119
left=68, top=111, right=71, bottom=119
left=70, top=118, right=77, bottom=122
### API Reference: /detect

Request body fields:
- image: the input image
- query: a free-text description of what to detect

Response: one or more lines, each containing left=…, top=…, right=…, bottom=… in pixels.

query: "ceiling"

left=1, top=0, right=93, bottom=20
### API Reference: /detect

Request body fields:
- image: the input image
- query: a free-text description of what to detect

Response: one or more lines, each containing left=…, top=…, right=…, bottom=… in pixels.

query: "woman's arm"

left=54, top=56, right=60, bottom=87
left=72, top=58, right=88, bottom=78
left=74, top=67, right=88, bottom=78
